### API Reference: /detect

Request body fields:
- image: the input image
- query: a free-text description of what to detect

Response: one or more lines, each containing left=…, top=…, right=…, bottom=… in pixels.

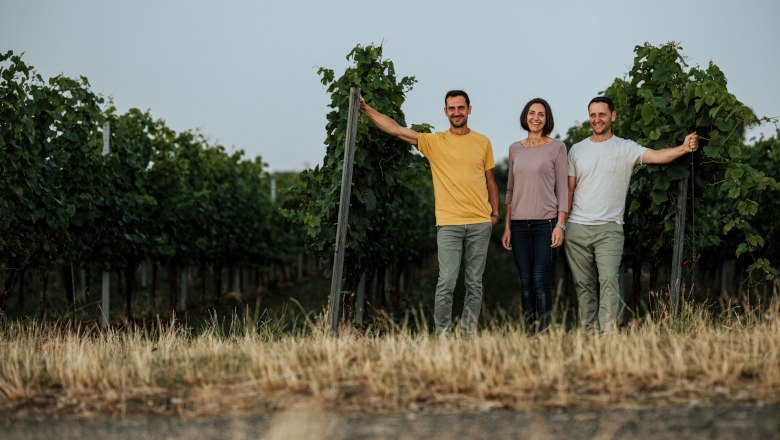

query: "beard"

left=590, top=123, right=611, bottom=135
left=449, top=116, right=467, bottom=128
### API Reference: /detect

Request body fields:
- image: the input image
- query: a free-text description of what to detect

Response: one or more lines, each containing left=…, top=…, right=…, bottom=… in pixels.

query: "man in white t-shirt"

left=566, top=96, right=698, bottom=332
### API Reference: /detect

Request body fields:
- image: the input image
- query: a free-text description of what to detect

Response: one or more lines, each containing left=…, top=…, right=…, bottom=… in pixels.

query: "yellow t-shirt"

left=417, top=130, right=494, bottom=226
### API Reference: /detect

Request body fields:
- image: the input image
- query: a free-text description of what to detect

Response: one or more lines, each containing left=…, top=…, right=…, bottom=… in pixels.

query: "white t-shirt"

left=567, top=135, right=647, bottom=225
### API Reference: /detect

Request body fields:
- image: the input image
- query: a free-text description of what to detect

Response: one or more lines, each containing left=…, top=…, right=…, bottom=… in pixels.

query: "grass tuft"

left=1, top=296, right=779, bottom=417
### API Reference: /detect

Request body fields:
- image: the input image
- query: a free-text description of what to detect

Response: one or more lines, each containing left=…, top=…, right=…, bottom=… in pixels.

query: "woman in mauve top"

left=501, top=98, right=569, bottom=333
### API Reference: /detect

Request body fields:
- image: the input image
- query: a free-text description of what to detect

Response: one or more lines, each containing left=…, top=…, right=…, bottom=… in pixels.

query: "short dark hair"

left=588, top=96, right=614, bottom=112
left=520, top=98, right=554, bottom=136
left=445, top=90, right=470, bottom=107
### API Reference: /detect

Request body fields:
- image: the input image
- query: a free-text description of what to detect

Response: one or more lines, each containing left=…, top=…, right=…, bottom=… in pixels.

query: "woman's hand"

left=551, top=226, right=564, bottom=248
left=502, top=229, right=512, bottom=251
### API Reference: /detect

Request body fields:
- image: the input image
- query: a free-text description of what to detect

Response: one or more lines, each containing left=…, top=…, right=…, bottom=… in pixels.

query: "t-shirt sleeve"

left=484, top=138, right=495, bottom=170
left=505, top=146, right=514, bottom=203
left=416, top=132, right=432, bottom=157
left=567, top=146, right=577, bottom=177
left=555, top=142, right=569, bottom=213
left=628, top=139, right=649, bottom=165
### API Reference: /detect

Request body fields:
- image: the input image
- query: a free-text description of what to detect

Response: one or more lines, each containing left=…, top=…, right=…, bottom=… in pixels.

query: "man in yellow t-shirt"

left=360, top=90, right=500, bottom=337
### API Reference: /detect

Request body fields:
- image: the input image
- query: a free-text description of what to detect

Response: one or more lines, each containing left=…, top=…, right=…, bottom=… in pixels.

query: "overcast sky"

left=2, top=0, right=778, bottom=171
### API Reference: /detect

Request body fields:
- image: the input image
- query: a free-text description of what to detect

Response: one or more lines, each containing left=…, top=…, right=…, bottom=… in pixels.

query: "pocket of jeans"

left=543, top=218, right=557, bottom=230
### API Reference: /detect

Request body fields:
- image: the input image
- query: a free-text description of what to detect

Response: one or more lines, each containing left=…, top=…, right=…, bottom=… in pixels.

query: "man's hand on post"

left=685, top=132, right=699, bottom=153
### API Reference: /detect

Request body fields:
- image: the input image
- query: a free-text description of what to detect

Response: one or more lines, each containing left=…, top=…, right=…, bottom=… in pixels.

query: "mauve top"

left=505, top=139, right=569, bottom=220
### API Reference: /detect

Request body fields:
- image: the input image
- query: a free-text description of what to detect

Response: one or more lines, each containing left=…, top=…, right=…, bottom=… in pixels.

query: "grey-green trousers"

left=434, top=222, right=492, bottom=338
left=564, top=222, right=624, bottom=332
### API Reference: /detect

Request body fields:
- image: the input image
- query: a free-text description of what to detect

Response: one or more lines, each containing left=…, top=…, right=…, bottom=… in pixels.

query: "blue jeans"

left=510, top=218, right=556, bottom=333
left=435, top=222, right=493, bottom=338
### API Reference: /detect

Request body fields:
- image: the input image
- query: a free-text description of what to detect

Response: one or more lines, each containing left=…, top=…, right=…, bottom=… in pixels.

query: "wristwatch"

left=555, top=223, right=566, bottom=231
left=491, top=214, right=503, bottom=224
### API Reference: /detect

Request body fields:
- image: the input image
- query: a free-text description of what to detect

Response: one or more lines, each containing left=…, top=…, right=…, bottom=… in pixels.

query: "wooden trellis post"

left=101, top=121, right=111, bottom=328
left=327, top=87, right=361, bottom=334
left=670, top=177, right=689, bottom=317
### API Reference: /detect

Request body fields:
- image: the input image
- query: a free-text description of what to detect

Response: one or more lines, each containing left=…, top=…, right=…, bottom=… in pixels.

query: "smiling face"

left=588, top=101, right=616, bottom=136
left=526, top=103, right=547, bottom=135
left=444, top=95, right=471, bottom=129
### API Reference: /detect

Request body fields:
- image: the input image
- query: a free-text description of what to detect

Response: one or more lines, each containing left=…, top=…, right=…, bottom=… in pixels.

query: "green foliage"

left=284, top=43, right=435, bottom=282
left=1, top=51, right=290, bottom=311
left=740, top=131, right=780, bottom=279
left=594, top=42, right=777, bottom=280
left=87, top=108, right=165, bottom=270
left=268, top=171, right=307, bottom=265
left=1, top=50, right=105, bottom=269
left=562, top=121, right=591, bottom=149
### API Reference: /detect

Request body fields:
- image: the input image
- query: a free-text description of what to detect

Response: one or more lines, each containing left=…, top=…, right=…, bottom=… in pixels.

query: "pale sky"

left=2, top=0, right=778, bottom=171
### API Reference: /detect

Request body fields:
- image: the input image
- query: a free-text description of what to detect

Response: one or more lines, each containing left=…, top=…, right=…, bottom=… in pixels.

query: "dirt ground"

left=2, top=402, right=778, bottom=439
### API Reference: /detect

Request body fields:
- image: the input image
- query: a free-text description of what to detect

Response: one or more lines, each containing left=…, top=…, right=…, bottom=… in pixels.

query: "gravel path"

left=3, top=404, right=778, bottom=439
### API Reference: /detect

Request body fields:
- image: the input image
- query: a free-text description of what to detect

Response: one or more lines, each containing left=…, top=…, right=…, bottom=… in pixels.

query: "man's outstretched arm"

left=643, top=132, right=699, bottom=164
left=360, top=97, right=419, bottom=146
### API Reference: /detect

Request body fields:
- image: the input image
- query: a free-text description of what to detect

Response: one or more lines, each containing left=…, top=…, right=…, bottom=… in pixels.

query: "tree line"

left=2, top=42, right=778, bottom=324
left=1, top=50, right=303, bottom=317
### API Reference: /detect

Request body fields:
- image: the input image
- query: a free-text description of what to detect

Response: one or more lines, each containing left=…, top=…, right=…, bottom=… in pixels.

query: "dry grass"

left=1, top=298, right=779, bottom=418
